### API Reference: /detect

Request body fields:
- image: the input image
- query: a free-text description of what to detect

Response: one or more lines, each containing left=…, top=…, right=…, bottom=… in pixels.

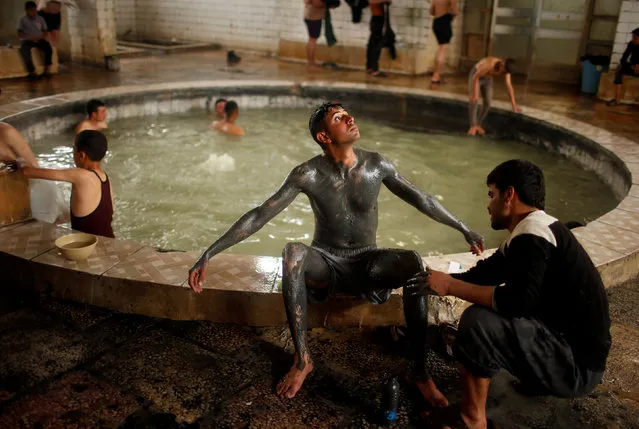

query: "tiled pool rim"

left=1, top=80, right=638, bottom=327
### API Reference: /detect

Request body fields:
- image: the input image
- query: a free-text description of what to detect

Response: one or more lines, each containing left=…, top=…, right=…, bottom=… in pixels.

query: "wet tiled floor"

left=0, top=282, right=638, bottom=428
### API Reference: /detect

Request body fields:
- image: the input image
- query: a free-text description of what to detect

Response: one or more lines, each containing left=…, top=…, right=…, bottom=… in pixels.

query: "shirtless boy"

left=76, top=99, right=108, bottom=134
left=210, top=101, right=245, bottom=136
left=430, top=0, right=458, bottom=85
left=468, top=57, right=521, bottom=136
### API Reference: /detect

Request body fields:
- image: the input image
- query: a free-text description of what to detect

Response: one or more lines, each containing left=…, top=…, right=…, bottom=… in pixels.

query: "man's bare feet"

left=415, top=378, right=449, bottom=408
left=476, top=126, right=486, bottom=135
left=443, top=412, right=487, bottom=429
left=276, top=359, right=314, bottom=399
left=467, top=126, right=478, bottom=136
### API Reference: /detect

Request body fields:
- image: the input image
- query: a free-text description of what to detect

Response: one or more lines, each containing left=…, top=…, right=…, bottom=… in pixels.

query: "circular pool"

left=30, top=107, right=618, bottom=257
left=1, top=81, right=635, bottom=327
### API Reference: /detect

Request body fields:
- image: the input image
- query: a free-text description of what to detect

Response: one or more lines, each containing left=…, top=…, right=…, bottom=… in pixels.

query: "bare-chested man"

left=188, top=102, right=485, bottom=403
left=0, top=122, right=39, bottom=167
left=210, top=101, right=245, bottom=136
left=1, top=122, right=68, bottom=223
left=430, top=0, right=458, bottom=85
left=468, top=57, right=521, bottom=136
left=213, top=98, right=227, bottom=119
left=76, top=99, right=108, bottom=134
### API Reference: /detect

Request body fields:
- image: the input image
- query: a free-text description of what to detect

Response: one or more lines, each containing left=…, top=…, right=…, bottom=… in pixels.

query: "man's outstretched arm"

left=382, top=159, right=484, bottom=254
left=188, top=167, right=305, bottom=291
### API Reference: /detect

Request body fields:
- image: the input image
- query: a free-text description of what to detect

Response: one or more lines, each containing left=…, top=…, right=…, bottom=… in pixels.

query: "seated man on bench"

left=18, top=1, right=53, bottom=80
left=607, top=27, right=639, bottom=106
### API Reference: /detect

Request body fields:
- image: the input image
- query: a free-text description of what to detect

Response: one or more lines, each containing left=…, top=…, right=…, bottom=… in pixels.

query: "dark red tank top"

left=70, top=170, right=115, bottom=238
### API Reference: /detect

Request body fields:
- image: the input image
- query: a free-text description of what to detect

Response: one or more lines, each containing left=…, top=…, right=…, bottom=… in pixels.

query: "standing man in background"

left=304, top=0, right=327, bottom=68
left=430, top=0, right=458, bottom=86
left=366, top=0, right=391, bottom=77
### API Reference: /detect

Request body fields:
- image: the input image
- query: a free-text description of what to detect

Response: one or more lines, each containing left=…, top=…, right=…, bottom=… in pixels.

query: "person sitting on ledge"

left=607, top=27, right=639, bottom=107
left=18, top=1, right=54, bottom=80
left=210, top=100, right=245, bottom=136
left=76, top=99, right=108, bottom=134
left=467, top=57, right=521, bottom=136
left=188, top=102, right=485, bottom=402
left=407, top=159, right=611, bottom=429
left=20, top=130, right=115, bottom=238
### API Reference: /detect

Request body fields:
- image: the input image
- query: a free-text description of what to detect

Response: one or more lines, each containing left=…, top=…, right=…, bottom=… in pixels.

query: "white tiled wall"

left=63, top=0, right=118, bottom=65
left=612, top=0, right=639, bottom=66
left=115, top=0, right=137, bottom=39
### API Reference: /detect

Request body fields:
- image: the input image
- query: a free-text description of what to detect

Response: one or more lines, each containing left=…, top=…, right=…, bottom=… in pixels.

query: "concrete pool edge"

left=1, top=81, right=637, bottom=326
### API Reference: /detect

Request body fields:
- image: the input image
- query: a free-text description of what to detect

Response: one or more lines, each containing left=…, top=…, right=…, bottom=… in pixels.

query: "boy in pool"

left=20, top=130, right=115, bottom=238
left=210, top=101, right=245, bottom=136
left=76, top=99, right=108, bottom=134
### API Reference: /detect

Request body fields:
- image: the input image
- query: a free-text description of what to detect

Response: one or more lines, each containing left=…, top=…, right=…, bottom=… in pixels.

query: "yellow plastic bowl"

left=55, top=233, right=98, bottom=261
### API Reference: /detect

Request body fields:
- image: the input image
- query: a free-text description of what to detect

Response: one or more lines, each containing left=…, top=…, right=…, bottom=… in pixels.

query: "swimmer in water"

left=76, top=99, right=108, bottom=134
left=210, top=101, right=245, bottom=136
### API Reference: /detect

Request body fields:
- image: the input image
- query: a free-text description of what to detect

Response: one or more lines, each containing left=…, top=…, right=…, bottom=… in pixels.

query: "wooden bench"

left=0, top=45, right=59, bottom=79
left=597, top=70, right=639, bottom=105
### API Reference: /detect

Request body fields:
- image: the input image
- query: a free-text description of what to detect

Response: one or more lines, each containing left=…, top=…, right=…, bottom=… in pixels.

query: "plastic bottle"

left=380, top=376, right=400, bottom=425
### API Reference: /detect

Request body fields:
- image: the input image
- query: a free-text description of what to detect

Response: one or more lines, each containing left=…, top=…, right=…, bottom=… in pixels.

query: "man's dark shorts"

left=308, top=242, right=423, bottom=305
left=432, top=13, right=453, bottom=45
left=614, top=63, right=639, bottom=84
left=453, top=305, right=603, bottom=397
left=38, top=10, right=62, bottom=31
left=305, top=19, right=322, bottom=39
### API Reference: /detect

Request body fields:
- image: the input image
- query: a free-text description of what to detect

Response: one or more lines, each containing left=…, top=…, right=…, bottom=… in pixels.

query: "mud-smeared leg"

left=276, top=242, right=330, bottom=399
left=366, top=249, right=450, bottom=407
left=404, top=290, right=449, bottom=407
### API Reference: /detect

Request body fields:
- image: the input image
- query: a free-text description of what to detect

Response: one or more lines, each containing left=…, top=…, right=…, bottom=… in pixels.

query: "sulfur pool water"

left=31, top=108, right=619, bottom=257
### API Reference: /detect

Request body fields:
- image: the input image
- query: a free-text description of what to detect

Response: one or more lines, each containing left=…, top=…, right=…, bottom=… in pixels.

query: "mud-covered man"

left=188, top=102, right=485, bottom=402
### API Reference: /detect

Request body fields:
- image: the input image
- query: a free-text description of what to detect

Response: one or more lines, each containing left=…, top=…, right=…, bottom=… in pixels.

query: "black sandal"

left=606, top=99, right=620, bottom=106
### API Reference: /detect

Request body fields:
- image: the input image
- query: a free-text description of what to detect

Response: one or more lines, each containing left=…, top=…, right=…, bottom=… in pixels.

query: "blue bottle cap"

left=384, top=410, right=397, bottom=421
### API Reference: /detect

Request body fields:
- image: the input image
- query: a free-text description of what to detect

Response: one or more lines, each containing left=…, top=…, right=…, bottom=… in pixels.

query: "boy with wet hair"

left=467, top=57, right=521, bottom=136
left=189, top=101, right=484, bottom=402
left=76, top=99, right=108, bottom=134
left=20, top=130, right=115, bottom=238
left=210, top=100, right=245, bottom=136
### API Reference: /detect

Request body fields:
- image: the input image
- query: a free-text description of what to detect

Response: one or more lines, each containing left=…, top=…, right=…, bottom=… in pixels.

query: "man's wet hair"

left=633, top=27, right=639, bottom=37
left=75, top=130, right=108, bottom=161
left=308, top=101, right=343, bottom=148
left=25, top=1, right=37, bottom=10
left=86, top=99, right=106, bottom=116
left=215, top=98, right=227, bottom=106
left=224, top=100, right=238, bottom=116
left=487, top=159, right=545, bottom=210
